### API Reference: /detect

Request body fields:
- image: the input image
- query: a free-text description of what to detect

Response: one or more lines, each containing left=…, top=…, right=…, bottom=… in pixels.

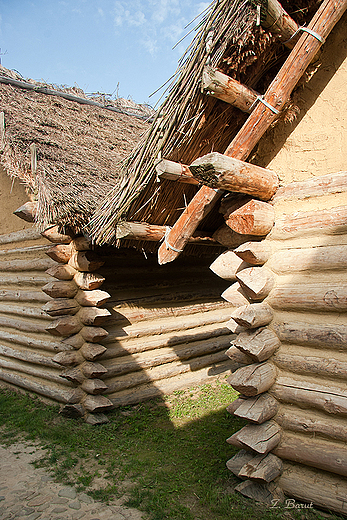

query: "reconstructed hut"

left=87, top=0, right=345, bottom=514
left=0, top=67, right=235, bottom=422
left=0, top=0, right=346, bottom=513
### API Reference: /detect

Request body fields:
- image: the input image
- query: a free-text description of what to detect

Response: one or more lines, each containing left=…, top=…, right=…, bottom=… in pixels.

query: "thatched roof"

left=0, top=66, right=153, bottom=232
left=89, top=0, right=317, bottom=245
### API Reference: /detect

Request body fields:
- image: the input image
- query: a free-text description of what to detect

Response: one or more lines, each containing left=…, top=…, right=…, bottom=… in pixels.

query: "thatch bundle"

left=88, top=0, right=317, bottom=246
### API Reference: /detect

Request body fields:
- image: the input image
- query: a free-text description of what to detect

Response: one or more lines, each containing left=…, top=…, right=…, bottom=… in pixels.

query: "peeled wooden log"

left=80, top=326, right=109, bottom=343
left=275, top=407, right=347, bottom=443
left=46, top=244, right=73, bottom=263
left=235, top=479, right=284, bottom=505
left=269, top=206, right=347, bottom=240
left=83, top=394, right=113, bottom=413
left=268, top=284, right=347, bottom=312
left=155, top=159, right=199, bottom=185
left=68, top=251, right=104, bottom=272
left=81, top=378, right=108, bottom=395
left=228, top=363, right=277, bottom=396
left=274, top=171, right=347, bottom=202
left=13, top=201, right=37, bottom=222
left=231, top=394, right=279, bottom=424
left=115, top=221, right=217, bottom=245
left=273, top=352, right=347, bottom=380
left=273, top=432, right=347, bottom=477
left=62, top=334, right=84, bottom=349
left=278, top=463, right=347, bottom=516
left=60, top=367, right=85, bottom=384
left=238, top=452, right=283, bottom=482
left=74, top=272, right=105, bottom=290
left=271, top=377, right=347, bottom=417
left=46, top=316, right=82, bottom=337
left=225, top=200, right=275, bottom=236
left=0, top=258, right=55, bottom=272
left=226, top=396, right=248, bottom=415
left=228, top=421, right=282, bottom=454
left=42, top=280, right=78, bottom=299
left=80, top=343, right=107, bottom=361
left=231, top=303, right=273, bottom=329
left=209, top=250, right=248, bottom=281
left=75, top=289, right=111, bottom=307
left=234, top=241, right=272, bottom=265
left=41, top=226, right=73, bottom=244
left=46, top=264, right=77, bottom=281
left=233, top=328, right=280, bottom=362
left=236, top=267, right=275, bottom=301
left=189, top=153, right=279, bottom=201
left=221, top=282, right=250, bottom=306
left=60, top=403, right=85, bottom=418
left=81, top=362, right=108, bottom=378
left=225, top=346, right=253, bottom=366
left=273, top=321, right=347, bottom=350
left=71, top=236, right=91, bottom=251
left=212, top=225, right=256, bottom=249
left=267, top=244, right=347, bottom=274
left=42, top=298, right=81, bottom=317
left=0, top=289, right=50, bottom=303
left=225, top=318, right=246, bottom=334
left=261, top=0, right=298, bottom=47
left=78, top=307, right=112, bottom=326
left=226, top=450, right=255, bottom=477
left=202, top=66, right=258, bottom=112
left=52, top=351, right=84, bottom=367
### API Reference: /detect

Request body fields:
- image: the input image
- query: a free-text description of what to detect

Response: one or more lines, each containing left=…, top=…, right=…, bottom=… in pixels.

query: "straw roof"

left=0, top=66, right=153, bottom=232
left=89, top=0, right=317, bottom=245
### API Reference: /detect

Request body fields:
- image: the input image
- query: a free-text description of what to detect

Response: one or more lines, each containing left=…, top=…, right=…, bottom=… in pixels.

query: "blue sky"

left=0, top=0, right=209, bottom=105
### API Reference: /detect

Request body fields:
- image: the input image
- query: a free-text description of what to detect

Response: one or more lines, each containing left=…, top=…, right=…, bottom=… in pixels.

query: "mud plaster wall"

left=0, top=166, right=31, bottom=235
left=254, top=12, right=347, bottom=184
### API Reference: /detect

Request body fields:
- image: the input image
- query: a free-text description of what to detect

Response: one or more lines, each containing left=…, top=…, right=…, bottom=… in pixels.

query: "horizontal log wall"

left=0, top=228, right=76, bottom=403
left=97, top=249, right=235, bottom=406
left=266, top=173, right=347, bottom=512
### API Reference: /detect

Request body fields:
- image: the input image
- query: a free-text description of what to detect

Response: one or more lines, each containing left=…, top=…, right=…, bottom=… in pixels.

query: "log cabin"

left=0, top=0, right=347, bottom=514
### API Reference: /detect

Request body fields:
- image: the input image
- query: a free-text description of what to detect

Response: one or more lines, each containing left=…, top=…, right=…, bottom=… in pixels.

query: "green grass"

left=0, top=380, right=342, bottom=520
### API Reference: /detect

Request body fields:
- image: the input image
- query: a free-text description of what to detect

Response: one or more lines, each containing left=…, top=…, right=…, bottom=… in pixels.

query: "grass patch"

left=0, top=380, right=341, bottom=520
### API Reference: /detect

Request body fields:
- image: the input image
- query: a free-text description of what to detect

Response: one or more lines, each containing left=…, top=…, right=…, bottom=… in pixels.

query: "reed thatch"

left=0, top=66, right=153, bottom=232
left=89, top=0, right=317, bottom=245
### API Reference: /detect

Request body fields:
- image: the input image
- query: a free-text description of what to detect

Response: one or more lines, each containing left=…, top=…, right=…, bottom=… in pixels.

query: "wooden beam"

left=261, top=0, right=299, bottom=48
left=233, top=328, right=280, bottom=363
left=115, top=221, right=217, bottom=245
left=13, top=202, right=37, bottom=223
left=228, top=362, right=277, bottom=396
left=221, top=282, right=250, bottom=307
left=201, top=66, right=258, bottom=111
left=46, top=244, right=73, bottom=264
left=80, top=343, right=107, bottom=361
left=52, top=351, right=84, bottom=367
left=234, top=241, right=272, bottom=266
left=157, top=0, right=347, bottom=264
left=209, top=250, right=248, bottom=281
left=46, top=264, right=77, bottom=281
left=75, top=289, right=111, bottom=307
left=235, top=480, right=283, bottom=505
left=80, top=326, right=109, bottom=343
left=238, top=452, right=283, bottom=482
left=155, top=159, right=198, bottom=185
left=41, top=226, right=73, bottom=244
left=68, top=251, right=104, bottom=272
left=81, top=361, right=108, bottom=378
left=232, top=393, right=279, bottom=424
left=83, top=394, right=113, bottom=413
left=189, top=153, right=279, bottom=200
left=227, top=420, right=282, bottom=454
left=74, top=272, right=105, bottom=290
left=81, top=378, right=108, bottom=395
left=226, top=450, right=254, bottom=477
left=42, top=298, right=81, bottom=317
left=230, top=303, right=274, bottom=329
left=46, top=316, right=83, bottom=337
left=267, top=244, right=347, bottom=274
left=42, top=280, right=78, bottom=298
left=268, top=283, right=347, bottom=312
left=225, top=200, right=275, bottom=236
left=212, top=225, right=257, bottom=249
left=77, top=307, right=112, bottom=326
left=236, top=267, right=275, bottom=301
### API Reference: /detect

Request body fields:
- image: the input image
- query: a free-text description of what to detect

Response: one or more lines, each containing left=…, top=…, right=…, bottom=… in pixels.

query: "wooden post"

left=201, top=66, right=258, bottom=111
left=189, top=153, right=279, bottom=200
